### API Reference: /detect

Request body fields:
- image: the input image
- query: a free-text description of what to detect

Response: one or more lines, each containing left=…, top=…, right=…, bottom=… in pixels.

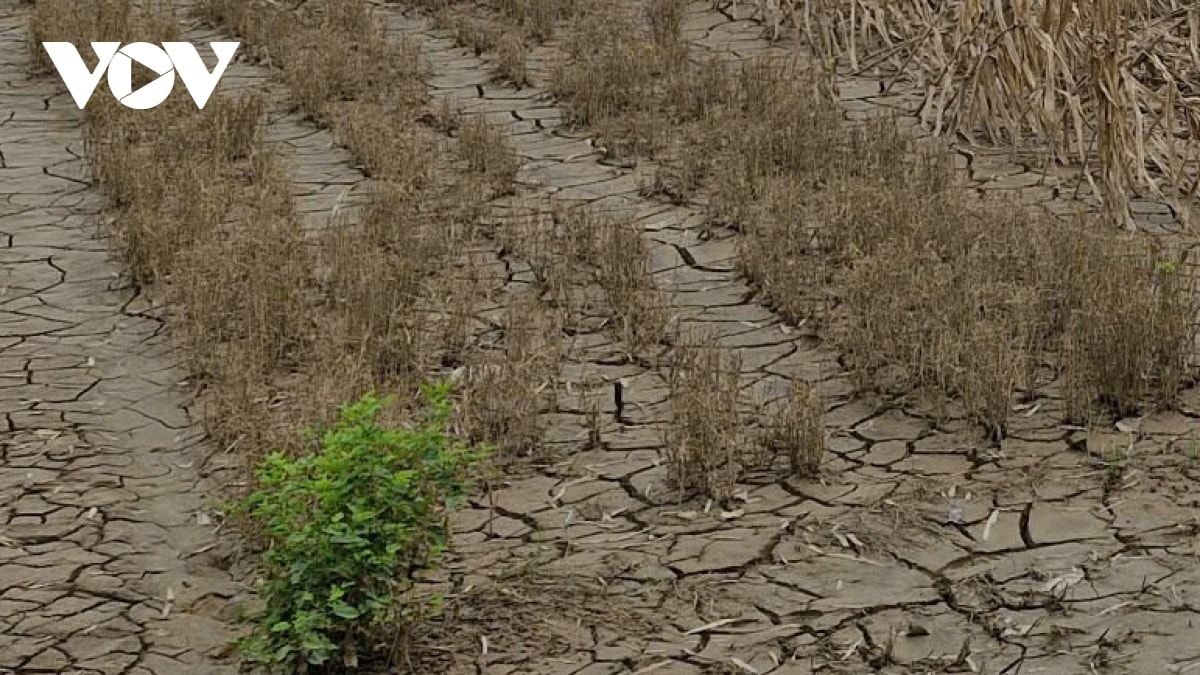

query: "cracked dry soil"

left=6, top=0, right=1200, bottom=674
left=0, top=4, right=246, bottom=675
left=376, top=3, right=1200, bottom=674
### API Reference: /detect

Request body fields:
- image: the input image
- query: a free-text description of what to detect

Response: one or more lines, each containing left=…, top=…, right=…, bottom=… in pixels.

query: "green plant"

left=236, top=383, right=486, bottom=672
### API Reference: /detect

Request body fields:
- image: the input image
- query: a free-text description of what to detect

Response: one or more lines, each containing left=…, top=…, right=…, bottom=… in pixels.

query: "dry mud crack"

left=6, top=0, right=1200, bottom=672
left=0, top=6, right=246, bottom=674
left=370, top=2, right=1200, bottom=674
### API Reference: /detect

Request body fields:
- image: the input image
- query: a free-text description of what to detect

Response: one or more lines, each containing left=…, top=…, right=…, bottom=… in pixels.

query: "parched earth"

left=5, top=0, right=1200, bottom=674
left=380, top=5, right=1200, bottom=673
left=0, top=0, right=376, bottom=671
left=0, top=4, right=246, bottom=674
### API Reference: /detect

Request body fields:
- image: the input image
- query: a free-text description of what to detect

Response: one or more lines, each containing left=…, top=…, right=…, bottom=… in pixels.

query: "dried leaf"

left=730, top=657, right=761, bottom=674
left=982, top=509, right=1000, bottom=541
left=685, top=617, right=741, bottom=635
left=1043, top=567, right=1085, bottom=594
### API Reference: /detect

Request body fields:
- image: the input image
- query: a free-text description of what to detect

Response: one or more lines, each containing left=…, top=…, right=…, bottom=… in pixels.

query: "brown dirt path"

left=371, top=3, right=1200, bottom=674
left=0, top=4, right=247, bottom=674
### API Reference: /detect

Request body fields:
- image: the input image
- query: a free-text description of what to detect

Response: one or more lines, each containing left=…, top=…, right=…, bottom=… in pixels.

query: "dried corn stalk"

left=789, top=0, right=1200, bottom=227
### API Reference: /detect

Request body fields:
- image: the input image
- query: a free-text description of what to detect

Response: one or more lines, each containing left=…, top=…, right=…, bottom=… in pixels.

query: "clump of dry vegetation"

left=664, top=336, right=745, bottom=499
left=199, top=0, right=561, bottom=456
left=493, top=32, right=530, bottom=86
left=591, top=215, right=671, bottom=358
left=1058, top=244, right=1196, bottom=424
left=550, top=0, right=1198, bottom=439
left=550, top=4, right=681, bottom=157
left=32, top=0, right=556, bottom=465
left=457, top=295, right=563, bottom=457
left=497, top=0, right=579, bottom=42
left=83, top=91, right=266, bottom=284
left=202, top=0, right=437, bottom=182
left=318, top=185, right=445, bottom=388
left=26, top=0, right=162, bottom=72
left=437, top=0, right=579, bottom=45
left=757, top=380, right=825, bottom=476
left=698, top=61, right=1197, bottom=436
left=497, top=203, right=671, bottom=361
left=664, top=336, right=830, bottom=499
left=445, top=12, right=496, bottom=55
left=209, top=0, right=559, bottom=454
left=31, top=0, right=325, bottom=454
left=458, top=114, right=520, bottom=193
left=792, top=0, right=1200, bottom=228
left=433, top=0, right=577, bottom=88
left=646, top=0, right=688, bottom=59
left=204, top=0, right=521, bottom=202
left=205, top=0, right=426, bottom=122
left=661, top=338, right=830, bottom=499
left=498, top=205, right=592, bottom=314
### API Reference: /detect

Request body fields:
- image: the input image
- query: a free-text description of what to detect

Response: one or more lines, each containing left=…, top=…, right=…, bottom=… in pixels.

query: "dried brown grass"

left=493, top=33, right=530, bottom=87
left=647, top=0, right=688, bottom=57
left=446, top=12, right=497, bottom=55
left=27, top=0, right=179, bottom=72
left=716, top=71, right=1198, bottom=434
left=1059, top=242, right=1196, bottom=422
left=498, top=203, right=670, bottom=359
left=202, top=0, right=427, bottom=124
left=39, top=0, right=554, bottom=465
left=458, top=115, right=520, bottom=194
left=792, top=0, right=1200, bottom=227
left=662, top=340, right=828, bottom=495
left=496, top=0, right=579, bottom=43
left=550, top=5, right=673, bottom=155
left=174, top=197, right=315, bottom=452
left=590, top=214, right=671, bottom=359
left=31, top=0, right=329, bottom=456
left=319, top=184, right=446, bottom=388
left=499, top=206, right=591, bottom=314
left=203, top=0, right=563, bottom=455
left=438, top=0, right=577, bottom=70
left=552, top=5, right=1198, bottom=438
left=83, top=92, right=267, bottom=284
left=331, top=104, right=438, bottom=185
left=756, top=380, right=825, bottom=476
left=457, top=295, right=563, bottom=457
left=664, top=335, right=744, bottom=499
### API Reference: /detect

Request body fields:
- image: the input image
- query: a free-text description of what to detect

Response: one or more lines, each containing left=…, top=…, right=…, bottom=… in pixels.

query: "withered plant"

left=664, top=335, right=744, bottom=500
left=591, top=214, right=670, bottom=359
left=496, top=0, right=579, bottom=42
left=794, top=0, right=1200, bottom=227
left=457, top=114, right=521, bottom=195
left=458, top=295, right=563, bottom=457
left=549, top=0, right=1200, bottom=437
left=757, top=380, right=826, bottom=476
left=28, top=0, right=178, bottom=72
left=494, top=32, right=530, bottom=87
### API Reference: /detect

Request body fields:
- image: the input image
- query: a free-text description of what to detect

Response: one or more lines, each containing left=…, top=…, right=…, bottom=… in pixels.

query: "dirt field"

left=5, top=0, right=1200, bottom=674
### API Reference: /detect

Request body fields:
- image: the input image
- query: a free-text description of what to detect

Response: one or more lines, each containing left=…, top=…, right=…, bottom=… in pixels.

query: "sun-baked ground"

left=6, top=1, right=1200, bottom=674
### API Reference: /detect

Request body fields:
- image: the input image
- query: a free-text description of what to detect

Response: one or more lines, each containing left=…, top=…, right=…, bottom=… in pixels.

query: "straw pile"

left=791, top=0, right=1200, bottom=227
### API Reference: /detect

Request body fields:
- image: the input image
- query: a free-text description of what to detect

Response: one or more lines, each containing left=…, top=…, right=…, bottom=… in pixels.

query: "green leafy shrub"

left=237, top=382, right=485, bottom=671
